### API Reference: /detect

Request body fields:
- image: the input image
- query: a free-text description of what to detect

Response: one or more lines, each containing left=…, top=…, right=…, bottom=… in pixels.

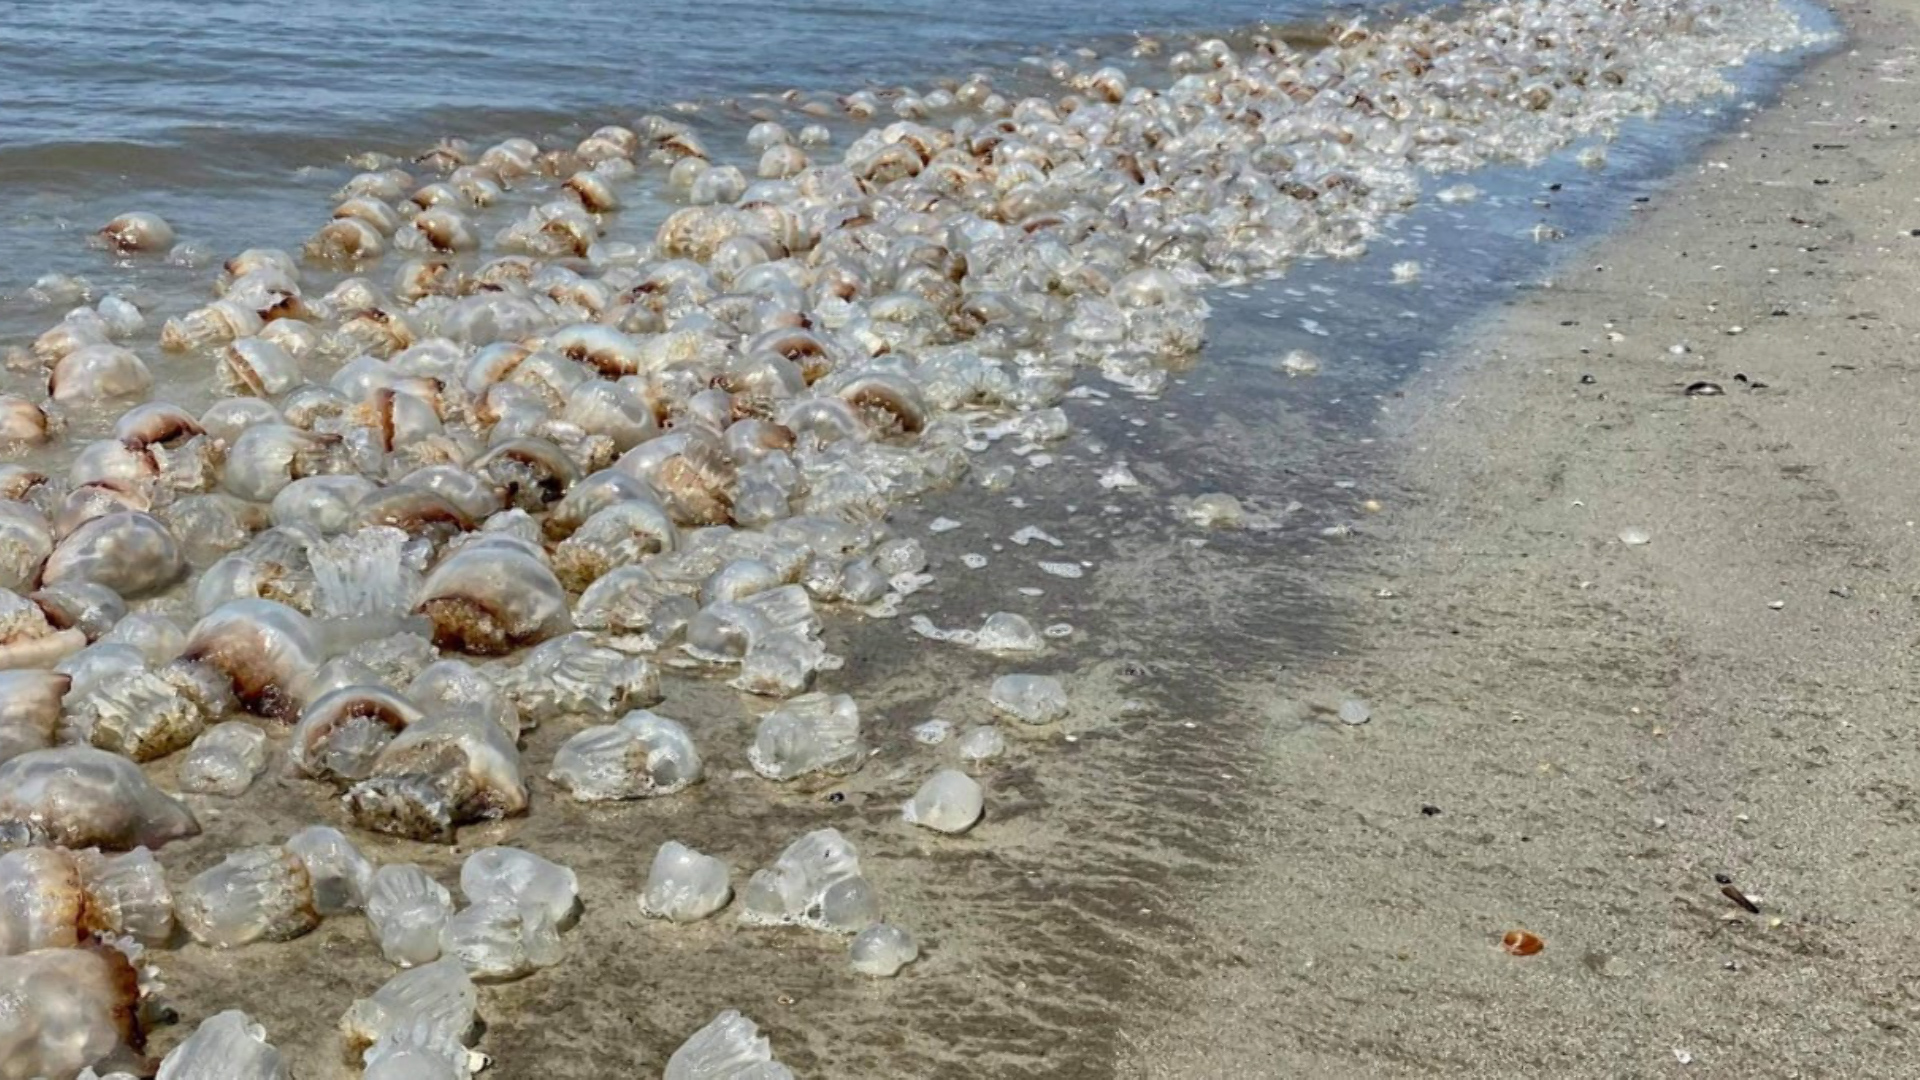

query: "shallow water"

left=0, top=0, right=1363, bottom=312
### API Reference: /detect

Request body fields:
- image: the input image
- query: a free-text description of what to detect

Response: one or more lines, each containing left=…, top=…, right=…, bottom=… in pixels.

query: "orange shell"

left=1501, top=929, right=1545, bottom=956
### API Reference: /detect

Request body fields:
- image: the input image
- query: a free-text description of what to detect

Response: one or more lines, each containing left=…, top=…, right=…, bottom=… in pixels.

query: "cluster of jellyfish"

left=0, top=0, right=1821, bottom=1073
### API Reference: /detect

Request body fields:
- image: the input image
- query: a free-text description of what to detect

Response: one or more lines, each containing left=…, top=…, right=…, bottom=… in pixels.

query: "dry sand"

left=1125, top=0, right=1920, bottom=1075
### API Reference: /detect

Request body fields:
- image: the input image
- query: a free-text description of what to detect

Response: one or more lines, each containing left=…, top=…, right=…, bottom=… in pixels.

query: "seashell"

left=739, top=827, right=878, bottom=933
left=549, top=709, right=701, bottom=802
left=346, top=710, right=528, bottom=841
left=176, top=844, right=320, bottom=948
left=49, top=344, right=152, bottom=403
left=98, top=211, right=176, bottom=253
left=291, top=685, right=424, bottom=786
left=0, top=745, right=200, bottom=850
left=0, top=395, right=54, bottom=443
left=365, top=863, right=453, bottom=967
left=0, top=943, right=149, bottom=1080
left=413, top=539, right=569, bottom=656
left=42, top=512, right=184, bottom=600
left=500, top=633, right=660, bottom=727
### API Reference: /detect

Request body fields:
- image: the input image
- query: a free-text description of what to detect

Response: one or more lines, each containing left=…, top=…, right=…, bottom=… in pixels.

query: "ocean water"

left=0, top=0, right=1367, bottom=307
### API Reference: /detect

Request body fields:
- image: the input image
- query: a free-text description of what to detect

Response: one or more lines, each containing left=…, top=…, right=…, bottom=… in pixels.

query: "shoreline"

left=1124, top=0, right=1920, bottom=1073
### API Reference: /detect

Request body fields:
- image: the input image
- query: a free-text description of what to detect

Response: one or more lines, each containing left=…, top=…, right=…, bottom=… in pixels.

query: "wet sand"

left=1124, top=0, right=1920, bottom=1073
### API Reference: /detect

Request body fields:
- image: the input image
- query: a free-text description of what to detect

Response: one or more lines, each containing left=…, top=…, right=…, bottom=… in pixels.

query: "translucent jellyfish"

left=0, top=847, right=85, bottom=955
left=664, top=1010, right=793, bottom=1080
left=730, top=632, right=830, bottom=698
left=740, top=828, right=879, bottom=934
left=439, top=898, right=562, bottom=982
left=0, top=746, right=200, bottom=851
left=72, top=847, right=175, bottom=946
left=346, top=711, right=528, bottom=842
left=955, top=726, right=1006, bottom=763
left=154, top=1010, right=288, bottom=1080
left=176, top=845, right=320, bottom=948
left=1183, top=493, right=1245, bottom=527
left=549, top=710, right=702, bottom=801
left=0, top=944, right=147, bottom=1080
left=284, top=826, right=374, bottom=916
left=499, top=633, right=661, bottom=727
left=988, top=674, right=1069, bottom=725
left=365, top=864, right=453, bottom=967
left=902, top=770, right=985, bottom=834
left=177, top=722, right=269, bottom=796
left=340, top=957, right=479, bottom=1070
left=974, top=612, right=1043, bottom=654
left=640, top=841, right=731, bottom=923
left=747, top=692, right=864, bottom=781
left=458, top=847, right=579, bottom=929
left=911, top=719, right=952, bottom=746
left=849, top=923, right=920, bottom=978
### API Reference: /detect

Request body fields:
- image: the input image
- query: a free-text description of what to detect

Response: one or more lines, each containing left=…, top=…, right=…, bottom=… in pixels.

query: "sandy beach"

left=1124, top=0, right=1920, bottom=1074
left=0, top=0, right=1879, bottom=1075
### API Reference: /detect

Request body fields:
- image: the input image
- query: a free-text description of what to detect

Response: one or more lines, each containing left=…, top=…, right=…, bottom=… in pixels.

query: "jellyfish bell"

left=48, top=345, right=152, bottom=404
left=96, top=211, right=176, bottom=254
